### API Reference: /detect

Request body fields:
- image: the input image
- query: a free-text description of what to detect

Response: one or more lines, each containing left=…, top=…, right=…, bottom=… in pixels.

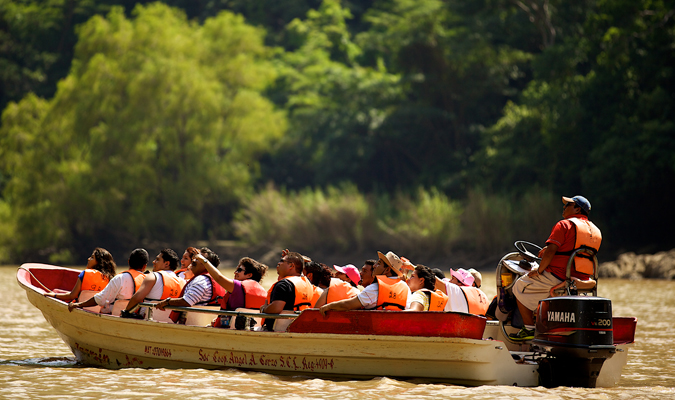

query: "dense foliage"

left=1, top=0, right=673, bottom=263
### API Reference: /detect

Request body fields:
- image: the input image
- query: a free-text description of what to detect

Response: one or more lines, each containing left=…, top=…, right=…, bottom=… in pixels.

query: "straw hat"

left=377, top=251, right=404, bottom=277
left=400, top=257, right=415, bottom=272
left=467, top=268, right=482, bottom=288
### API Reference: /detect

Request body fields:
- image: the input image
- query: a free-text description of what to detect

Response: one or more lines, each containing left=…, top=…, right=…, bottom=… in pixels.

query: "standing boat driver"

left=68, top=248, right=148, bottom=315
left=121, top=248, right=185, bottom=321
left=510, top=195, right=602, bottom=341
left=260, top=251, right=314, bottom=331
left=319, top=251, right=411, bottom=315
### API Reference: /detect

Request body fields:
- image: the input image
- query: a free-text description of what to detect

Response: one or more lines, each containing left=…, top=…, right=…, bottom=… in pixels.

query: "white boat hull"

left=25, top=282, right=538, bottom=386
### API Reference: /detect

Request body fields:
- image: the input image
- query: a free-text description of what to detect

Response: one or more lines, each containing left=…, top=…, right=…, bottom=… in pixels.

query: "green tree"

left=0, top=3, right=285, bottom=262
left=0, top=0, right=110, bottom=114
left=261, top=0, right=404, bottom=190
left=477, top=0, right=675, bottom=252
left=351, top=0, right=533, bottom=192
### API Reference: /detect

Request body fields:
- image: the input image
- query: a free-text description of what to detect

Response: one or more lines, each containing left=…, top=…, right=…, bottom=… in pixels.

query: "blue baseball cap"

left=562, top=195, right=591, bottom=213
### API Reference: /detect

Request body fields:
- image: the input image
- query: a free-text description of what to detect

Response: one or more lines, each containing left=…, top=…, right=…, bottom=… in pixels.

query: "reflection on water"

left=2, top=266, right=675, bottom=399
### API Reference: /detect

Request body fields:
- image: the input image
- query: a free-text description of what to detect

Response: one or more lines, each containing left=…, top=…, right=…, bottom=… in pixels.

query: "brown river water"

left=1, top=266, right=674, bottom=399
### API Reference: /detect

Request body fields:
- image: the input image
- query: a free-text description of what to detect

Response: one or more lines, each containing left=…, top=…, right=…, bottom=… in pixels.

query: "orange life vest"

left=123, top=269, right=146, bottom=293
left=80, top=269, right=109, bottom=292
left=241, top=279, right=267, bottom=309
left=288, top=276, right=313, bottom=311
left=157, top=271, right=185, bottom=299
left=374, top=275, right=408, bottom=310
left=265, top=275, right=314, bottom=311
left=459, top=286, right=490, bottom=315
left=311, top=285, right=323, bottom=307
left=418, top=289, right=449, bottom=311
left=326, top=278, right=360, bottom=304
left=562, top=217, right=602, bottom=275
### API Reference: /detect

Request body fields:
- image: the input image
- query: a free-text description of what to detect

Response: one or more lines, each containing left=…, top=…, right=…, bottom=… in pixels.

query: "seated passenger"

left=45, top=247, right=117, bottom=312
left=332, top=264, right=361, bottom=288
left=313, top=263, right=361, bottom=307
left=121, top=248, right=185, bottom=321
left=68, top=248, right=148, bottom=315
left=313, top=277, right=361, bottom=308
left=259, top=251, right=314, bottom=331
left=176, top=248, right=195, bottom=281
left=435, top=268, right=489, bottom=315
left=431, top=267, right=446, bottom=280
left=202, top=256, right=268, bottom=328
left=155, top=247, right=226, bottom=324
left=319, top=251, right=411, bottom=315
left=304, top=261, right=331, bottom=305
left=406, top=265, right=448, bottom=311
left=468, top=268, right=482, bottom=288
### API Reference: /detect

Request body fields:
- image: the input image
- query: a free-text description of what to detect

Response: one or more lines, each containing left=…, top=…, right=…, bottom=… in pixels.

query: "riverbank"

left=599, top=249, right=675, bottom=279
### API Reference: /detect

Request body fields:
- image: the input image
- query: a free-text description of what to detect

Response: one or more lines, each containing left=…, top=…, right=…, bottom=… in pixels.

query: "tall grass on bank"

left=461, top=189, right=558, bottom=255
left=234, top=185, right=558, bottom=262
left=379, top=188, right=462, bottom=258
left=233, top=184, right=374, bottom=254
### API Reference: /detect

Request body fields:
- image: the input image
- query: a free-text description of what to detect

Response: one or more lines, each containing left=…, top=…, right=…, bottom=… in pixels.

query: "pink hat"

left=450, top=268, right=474, bottom=286
left=333, top=264, right=361, bottom=285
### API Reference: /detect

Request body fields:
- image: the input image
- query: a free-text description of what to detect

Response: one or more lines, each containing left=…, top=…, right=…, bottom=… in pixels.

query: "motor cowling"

left=533, top=296, right=616, bottom=387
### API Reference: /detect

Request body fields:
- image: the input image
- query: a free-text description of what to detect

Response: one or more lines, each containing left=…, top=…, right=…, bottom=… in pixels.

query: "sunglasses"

left=235, top=267, right=245, bottom=273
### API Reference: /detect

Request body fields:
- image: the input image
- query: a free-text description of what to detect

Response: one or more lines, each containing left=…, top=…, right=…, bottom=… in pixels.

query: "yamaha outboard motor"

left=533, top=296, right=615, bottom=387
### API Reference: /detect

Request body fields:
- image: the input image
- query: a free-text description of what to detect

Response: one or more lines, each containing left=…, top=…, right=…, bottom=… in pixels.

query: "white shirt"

left=442, top=278, right=469, bottom=313
left=182, top=274, right=213, bottom=306
left=145, top=271, right=183, bottom=300
left=93, top=271, right=136, bottom=313
left=357, top=277, right=412, bottom=309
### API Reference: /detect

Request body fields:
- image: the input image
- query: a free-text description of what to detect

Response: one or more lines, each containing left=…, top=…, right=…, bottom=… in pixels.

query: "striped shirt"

left=182, top=274, right=213, bottom=306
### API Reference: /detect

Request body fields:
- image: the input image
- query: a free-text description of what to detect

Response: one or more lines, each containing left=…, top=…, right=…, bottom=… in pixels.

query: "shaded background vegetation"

left=1, top=0, right=673, bottom=268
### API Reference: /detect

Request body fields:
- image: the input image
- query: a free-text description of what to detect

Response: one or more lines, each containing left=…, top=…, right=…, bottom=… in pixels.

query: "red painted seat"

left=287, top=309, right=487, bottom=339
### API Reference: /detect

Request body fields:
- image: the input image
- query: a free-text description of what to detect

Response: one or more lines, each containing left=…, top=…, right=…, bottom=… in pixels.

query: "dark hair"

left=415, top=265, right=436, bottom=291
left=430, top=267, right=446, bottom=280
left=200, top=247, right=220, bottom=268
left=239, top=257, right=267, bottom=282
left=128, top=248, right=149, bottom=270
left=364, top=260, right=376, bottom=268
left=92, top=247, right=117, bottom=281
left=286, top=251, right=305, bottom=274
left=159, top=248, right=179, bottom=271
left=305, top=261, right=331, bottom=287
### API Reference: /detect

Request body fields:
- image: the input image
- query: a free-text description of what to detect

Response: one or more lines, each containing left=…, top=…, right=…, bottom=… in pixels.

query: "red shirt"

left=545, top=214, right=590, bottom=280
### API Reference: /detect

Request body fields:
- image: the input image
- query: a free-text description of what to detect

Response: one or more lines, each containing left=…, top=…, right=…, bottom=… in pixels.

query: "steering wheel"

left=514, top=241, right=543, bottom=262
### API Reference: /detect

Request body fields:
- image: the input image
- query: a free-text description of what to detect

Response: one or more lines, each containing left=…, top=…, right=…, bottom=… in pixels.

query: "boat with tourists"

left=17, top=242, right=636, bottom=387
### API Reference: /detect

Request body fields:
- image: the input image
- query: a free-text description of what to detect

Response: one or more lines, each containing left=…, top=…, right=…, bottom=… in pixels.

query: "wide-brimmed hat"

left=377, top=251, right=404, bottom=277
left=562, top=195, right=591, bottom=213
left=400, top=257, right=415, bottom=272
left=450, top=268, right=474, bottom=286
left=467, top=268, right=482, bottom=288
left=333, top=264, right=361, bottom=285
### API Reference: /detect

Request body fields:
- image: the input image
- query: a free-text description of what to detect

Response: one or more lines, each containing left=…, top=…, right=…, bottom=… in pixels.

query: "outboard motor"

left=533, top=296, right=615, bottom=387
